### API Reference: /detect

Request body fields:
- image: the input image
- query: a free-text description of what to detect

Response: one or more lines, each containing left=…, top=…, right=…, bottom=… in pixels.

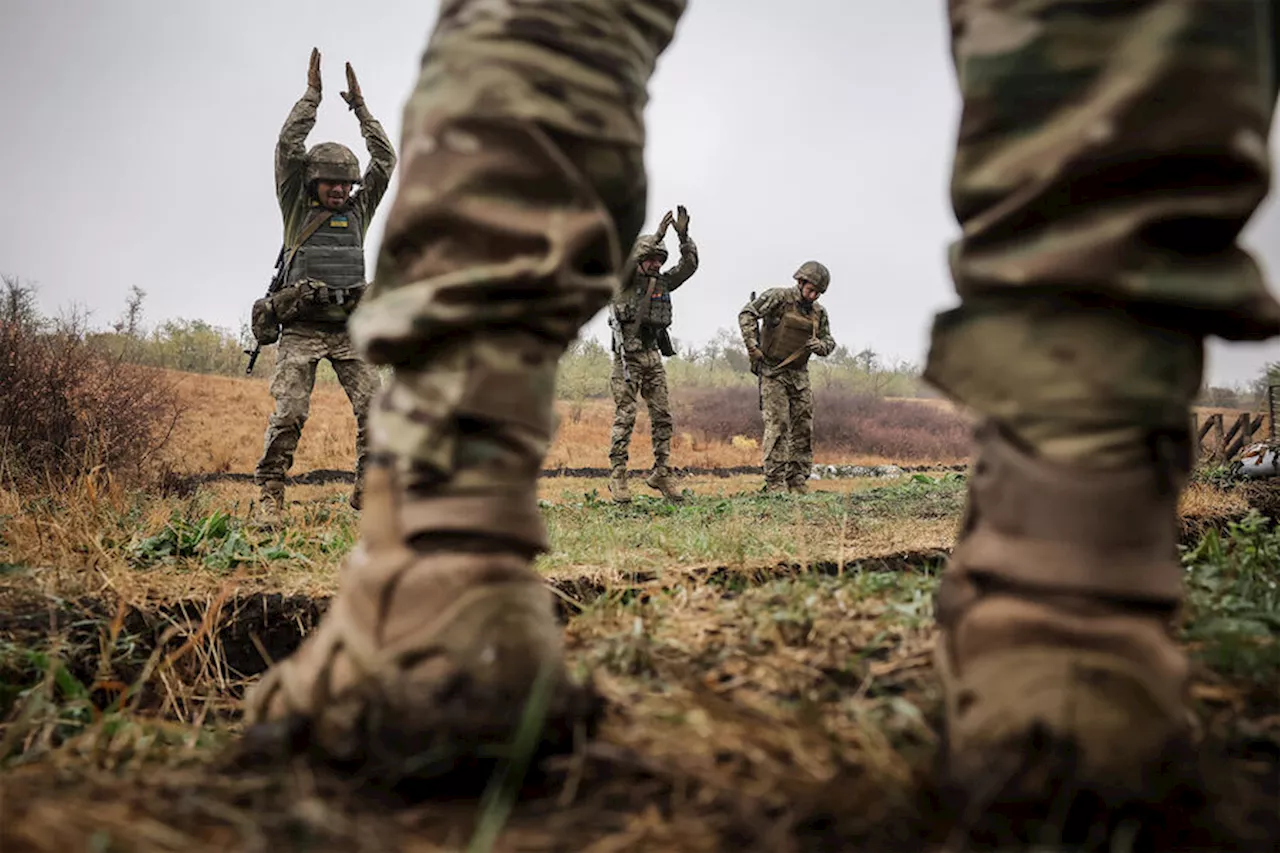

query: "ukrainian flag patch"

left=329, top=215, right=350, bottom=228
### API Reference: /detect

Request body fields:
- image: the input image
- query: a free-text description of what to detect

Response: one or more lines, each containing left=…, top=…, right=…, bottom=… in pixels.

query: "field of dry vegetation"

left=2, top=351, right=1279, bottom=851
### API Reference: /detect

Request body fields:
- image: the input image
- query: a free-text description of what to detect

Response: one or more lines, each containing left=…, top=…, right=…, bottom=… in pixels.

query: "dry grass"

left=0, top=368, right=1276, bottom=851
left=164, top=371, right=966, bottom=478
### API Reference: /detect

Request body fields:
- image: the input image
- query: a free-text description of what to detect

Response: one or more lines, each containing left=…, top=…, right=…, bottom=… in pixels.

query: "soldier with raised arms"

left=607, top=206, right=699, bottom=503
left=250, top=49, right=397, bottom=525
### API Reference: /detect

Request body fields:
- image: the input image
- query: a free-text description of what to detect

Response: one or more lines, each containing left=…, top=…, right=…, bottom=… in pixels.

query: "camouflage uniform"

left=608, top=230, right=698, bottom=500
left=739, top=277, right=835, bottom=493
left=245, top=0, right=1280, bottom=819
left=253, top=84, right=396, bottom=513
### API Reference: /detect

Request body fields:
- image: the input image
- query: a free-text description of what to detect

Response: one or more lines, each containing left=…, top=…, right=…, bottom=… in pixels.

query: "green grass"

left=1181, top=510, right=1280, bottom=680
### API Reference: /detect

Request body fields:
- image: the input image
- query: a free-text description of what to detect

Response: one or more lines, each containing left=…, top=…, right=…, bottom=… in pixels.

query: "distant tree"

left=112, top=285, right=147, bottom=337
left=1, top=274, right=41, bottom=330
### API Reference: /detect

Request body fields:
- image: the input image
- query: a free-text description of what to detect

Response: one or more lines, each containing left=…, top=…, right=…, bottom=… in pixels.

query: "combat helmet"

left=632, top=233, right=669, bottom=264
left=305, top=142, right=362, bottom=185
left=793, top=260, right=830, bottom=293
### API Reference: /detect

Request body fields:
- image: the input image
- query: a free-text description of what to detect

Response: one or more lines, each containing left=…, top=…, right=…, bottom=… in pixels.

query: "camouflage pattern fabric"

left=347, top=1, right=685, bottom=549
left=741, top=286, right=833, bottom=489
left=609, top=348, right=673, bottom=472
left=254, top=327, right=382, bottom=487
left=925, top=0, right=1280, bottom=468
left=761, top=368, right=813, bottom=490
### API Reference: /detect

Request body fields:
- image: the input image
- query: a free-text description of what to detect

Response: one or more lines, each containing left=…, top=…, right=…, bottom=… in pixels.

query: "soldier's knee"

left=270, top=409, right=308, bottom=433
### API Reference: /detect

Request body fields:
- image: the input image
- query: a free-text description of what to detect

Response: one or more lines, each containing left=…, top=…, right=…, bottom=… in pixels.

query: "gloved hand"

left=308, top=48, right=322, bottom=95
left=655, top=210, right=674, bottom=241
left=806, top=338, right=825, bottom=354
left=674, top=205, right=690, bottom=239
left=748, top=346, right=764, bottom=365
left=341, top=62, right=365, bottom=110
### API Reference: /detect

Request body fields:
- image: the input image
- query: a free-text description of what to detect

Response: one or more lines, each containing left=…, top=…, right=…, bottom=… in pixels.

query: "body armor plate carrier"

left=762, top=301, right=818, bottom=369
left=286, top=209, right=367, bottom=323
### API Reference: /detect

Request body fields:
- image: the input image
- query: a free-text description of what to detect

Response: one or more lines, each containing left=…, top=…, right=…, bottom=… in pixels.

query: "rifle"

left=608, top=302, right=631, bottom=385
left=245, top=244, right=287, bottom=375
left=750, top=290, right=762, bottom=410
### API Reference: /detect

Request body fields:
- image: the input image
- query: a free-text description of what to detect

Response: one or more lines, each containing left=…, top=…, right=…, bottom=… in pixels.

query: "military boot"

left=787, top=481, right=809, bottom=495
left=645, top=466, right=684, bottom=502
left=253, top=481, right=285, bottom=528
left=349, top=475, right=364, bottom=511
left=608, top=468, right=631, bottom=504
left=763, top=481, right=789, bottom=495
left=936, top=423, right=1192, bottom=804
left=241, top=465, right=593, bottom=780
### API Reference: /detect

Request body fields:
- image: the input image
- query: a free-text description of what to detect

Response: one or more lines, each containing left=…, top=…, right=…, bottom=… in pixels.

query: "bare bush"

left=673, top=385, right=973, bottom=461
left=0, top=286, right=183, bottom=486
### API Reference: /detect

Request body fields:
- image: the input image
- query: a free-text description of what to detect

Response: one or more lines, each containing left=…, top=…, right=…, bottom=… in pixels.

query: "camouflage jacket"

left=738, top=286, right=836, bottom=372
left=610, top=235, right=698, bottom=353
left=275, top=88, right=398, bottom=246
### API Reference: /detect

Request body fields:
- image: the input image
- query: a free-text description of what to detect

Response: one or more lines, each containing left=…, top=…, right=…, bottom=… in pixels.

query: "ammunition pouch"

left=272, top=281, right=366, bottom=325
left=251, top=297, right=280, bottom=346
left=656, top=328, right=676, bottom=357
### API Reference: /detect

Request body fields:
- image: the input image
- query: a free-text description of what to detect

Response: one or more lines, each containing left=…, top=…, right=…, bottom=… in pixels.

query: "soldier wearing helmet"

left=738, top=261, right=836, bottom=493
left=607, top=206, right=699, bottom=503
left=251, top=48, right=397, bottom=525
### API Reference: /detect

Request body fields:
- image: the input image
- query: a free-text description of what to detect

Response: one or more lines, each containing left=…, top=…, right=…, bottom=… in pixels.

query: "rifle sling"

left=277, top=208, right=336, bottom=288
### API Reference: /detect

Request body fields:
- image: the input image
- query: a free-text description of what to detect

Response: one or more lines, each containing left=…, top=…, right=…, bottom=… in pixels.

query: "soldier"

left=606, top=207, right=699, bottom=503
left=739, top=261, right=836, bottom=494
left=243, top=0, right=1280, bottom=835
left=251, top=49, right=396, bottom=524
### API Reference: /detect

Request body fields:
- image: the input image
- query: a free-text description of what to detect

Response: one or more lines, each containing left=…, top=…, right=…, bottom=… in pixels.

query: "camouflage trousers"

left=761, top=368, right=812, bottom=489
left=609, top=348, right=673, bottom=472
left=254, top=325, right=381, bottom=488
left=347, top=0, right=1280, bottom=551
left=923, top=0, right=1280, bottom=467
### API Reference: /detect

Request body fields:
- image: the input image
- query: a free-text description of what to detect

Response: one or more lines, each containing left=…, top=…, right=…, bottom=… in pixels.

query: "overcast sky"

left=5, top=1, right=1280, bottom=385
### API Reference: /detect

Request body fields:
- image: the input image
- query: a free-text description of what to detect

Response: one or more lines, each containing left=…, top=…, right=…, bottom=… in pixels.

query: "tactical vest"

left=286, top=208, right=366, bottom=324
left=762, top=300, right=818, bottom=369
left=634, top=275, right=672, bottom=330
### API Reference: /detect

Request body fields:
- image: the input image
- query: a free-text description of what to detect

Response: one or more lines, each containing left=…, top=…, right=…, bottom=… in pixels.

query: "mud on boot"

left=645, top=467, right=684, bottom=502
left=933, top=424, right=1214, bottom=846
left=608, top=468, right=631, bottom=504
left=253, top=481, right=286, bottom=529
left=236, top=466, right=602, bottom=788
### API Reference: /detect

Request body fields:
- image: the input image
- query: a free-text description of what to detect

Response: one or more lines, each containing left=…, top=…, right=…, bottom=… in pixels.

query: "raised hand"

left=674, top=204, right=690, bottom=238
left=655, top=209, right=674, bottom=240
left=341, top=62, right=365, bottom=110
left=308, top=48, right=322, bottom=94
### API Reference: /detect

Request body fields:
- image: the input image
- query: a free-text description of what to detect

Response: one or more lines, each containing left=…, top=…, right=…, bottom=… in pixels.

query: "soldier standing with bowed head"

left=739, top=260, right=836, bottom=494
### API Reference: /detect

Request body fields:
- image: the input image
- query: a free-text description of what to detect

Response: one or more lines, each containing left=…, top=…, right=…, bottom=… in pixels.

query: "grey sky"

left=5, top=1, right=1280, bottom=386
